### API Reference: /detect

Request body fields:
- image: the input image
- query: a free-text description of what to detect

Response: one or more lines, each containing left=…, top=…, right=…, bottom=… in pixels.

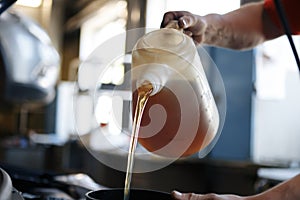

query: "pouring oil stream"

left=124, top=81, right=153, bottom=200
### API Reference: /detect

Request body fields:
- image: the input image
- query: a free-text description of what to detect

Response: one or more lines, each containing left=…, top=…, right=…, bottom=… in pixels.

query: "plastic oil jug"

left=131, top=24, right=220, bottom=158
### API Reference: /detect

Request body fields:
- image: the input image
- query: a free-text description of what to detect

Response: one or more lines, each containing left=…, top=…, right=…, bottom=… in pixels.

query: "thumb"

left=172, top=191, right=184, bottom=199
left=178, top=15, right=196, bottom=29
left=172, top=191, right=209, bottom=200
left=172, top=191, right=197, bottom=200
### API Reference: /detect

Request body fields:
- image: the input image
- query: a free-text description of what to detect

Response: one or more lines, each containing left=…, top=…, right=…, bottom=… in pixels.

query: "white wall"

left=253, top=70, right=300, bottom=165
left=252, top=36, right=300, bottom=166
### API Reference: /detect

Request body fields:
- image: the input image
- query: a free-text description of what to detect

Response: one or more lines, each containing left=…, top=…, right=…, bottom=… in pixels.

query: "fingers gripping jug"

left=131, top=27, right=220, bottom=158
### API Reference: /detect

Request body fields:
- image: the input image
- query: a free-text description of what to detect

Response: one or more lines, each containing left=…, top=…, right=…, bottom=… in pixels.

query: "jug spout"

left=134, top=63, right=173, bottom=96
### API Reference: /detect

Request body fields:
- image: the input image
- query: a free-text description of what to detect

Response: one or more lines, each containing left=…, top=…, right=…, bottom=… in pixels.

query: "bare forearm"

left=161, top=2, right=284, bottom=50
left=253, top=174, right=300, bottom=200
left=202, top=2, right=266, bottom=50
left=172, top=174, right=300, bottom=200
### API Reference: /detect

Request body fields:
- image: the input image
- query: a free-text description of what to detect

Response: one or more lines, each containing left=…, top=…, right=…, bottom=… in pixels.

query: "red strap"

left=264, top=0, right=300, bottom=34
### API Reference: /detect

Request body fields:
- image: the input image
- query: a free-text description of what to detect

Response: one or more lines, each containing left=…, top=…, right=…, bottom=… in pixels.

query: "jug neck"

left=135, top=63, right=170, bottom=96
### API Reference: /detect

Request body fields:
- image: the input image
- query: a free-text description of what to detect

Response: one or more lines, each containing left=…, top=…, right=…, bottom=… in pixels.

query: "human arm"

left=161, top=2, right=283, bottom=50
left=171, top=173, right=300, bottom=200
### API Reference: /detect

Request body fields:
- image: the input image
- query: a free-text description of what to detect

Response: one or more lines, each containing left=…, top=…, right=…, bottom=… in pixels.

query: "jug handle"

left=165, top=20, right=184, bottom=32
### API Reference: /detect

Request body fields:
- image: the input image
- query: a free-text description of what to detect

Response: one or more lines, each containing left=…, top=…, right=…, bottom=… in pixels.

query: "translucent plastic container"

left=131, top=27, right=220, bottom=157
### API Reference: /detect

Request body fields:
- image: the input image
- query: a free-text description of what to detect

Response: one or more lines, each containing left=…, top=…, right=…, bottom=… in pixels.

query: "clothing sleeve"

left=264, top=0, right=300, bottom=34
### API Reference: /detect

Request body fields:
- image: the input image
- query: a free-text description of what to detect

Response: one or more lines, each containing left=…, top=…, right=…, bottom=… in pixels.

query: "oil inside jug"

left=131, top=28, right=220, bottom=158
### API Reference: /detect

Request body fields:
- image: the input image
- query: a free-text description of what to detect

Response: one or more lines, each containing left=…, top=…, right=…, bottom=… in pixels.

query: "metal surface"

left=0, top=0, right=16, bottom=15
left=0, top=168, right=12, bottom=200
left=0, top=11, right=60, bottom=105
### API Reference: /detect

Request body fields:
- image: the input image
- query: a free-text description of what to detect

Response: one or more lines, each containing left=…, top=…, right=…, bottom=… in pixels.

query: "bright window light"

left=146, top=0, right=240, bottom=28
left=16, top=0, right=43, bottom=8
left=95, top=95, right=112, bottom=125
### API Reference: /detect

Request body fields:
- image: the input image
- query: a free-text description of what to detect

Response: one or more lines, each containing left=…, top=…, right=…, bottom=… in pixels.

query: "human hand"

left=161, top=11, right=208, bottom=45
left=171, top=191, right=245, bottom=200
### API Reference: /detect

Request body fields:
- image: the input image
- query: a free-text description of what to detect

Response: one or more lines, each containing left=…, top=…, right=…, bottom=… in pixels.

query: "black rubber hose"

left=273, top=0, right=300, bottom=73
